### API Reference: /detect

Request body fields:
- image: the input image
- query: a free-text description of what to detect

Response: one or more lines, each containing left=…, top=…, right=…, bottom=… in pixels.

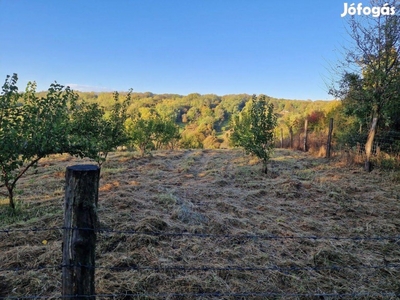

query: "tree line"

left=48, top=89, right=341, bottom=151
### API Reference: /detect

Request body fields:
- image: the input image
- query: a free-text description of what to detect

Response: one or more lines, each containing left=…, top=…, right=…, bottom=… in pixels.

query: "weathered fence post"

left=326, top=118, right=334, bottom=158
left=280, top=128, right=283, bottom=148
left=289, top=128, right=294, bottom=149
left=62, top=165, right=100, bottom=299
left=303, top=119, right=308, bottom=152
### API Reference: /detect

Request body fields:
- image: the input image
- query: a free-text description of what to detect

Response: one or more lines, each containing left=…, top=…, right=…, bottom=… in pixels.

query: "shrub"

left=230, top=95, right=277, bottom=173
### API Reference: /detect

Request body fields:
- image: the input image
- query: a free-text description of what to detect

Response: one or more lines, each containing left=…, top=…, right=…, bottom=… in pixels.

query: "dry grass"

left=1, top=149, right=400, bottom=299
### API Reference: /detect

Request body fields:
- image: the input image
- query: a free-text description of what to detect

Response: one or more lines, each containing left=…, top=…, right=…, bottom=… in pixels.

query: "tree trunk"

left=263, top=161, right=268, bottom=174
left=7, top=186, right=15, bottom=210
left=303, top=119, right=308, bottom=152
left=365, top=117, right=378, bottom=172
left=289, top=127, right=293, bottom=149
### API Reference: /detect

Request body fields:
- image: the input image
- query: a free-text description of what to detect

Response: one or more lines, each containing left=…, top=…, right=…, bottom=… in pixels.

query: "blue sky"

left=1, top=1, right=350, bottom=100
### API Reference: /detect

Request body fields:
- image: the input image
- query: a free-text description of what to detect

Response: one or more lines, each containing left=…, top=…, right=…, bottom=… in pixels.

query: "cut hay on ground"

left=0, top=149, right=399, bottom=299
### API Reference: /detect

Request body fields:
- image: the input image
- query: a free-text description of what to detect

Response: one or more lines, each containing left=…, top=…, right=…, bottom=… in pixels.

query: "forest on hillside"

left=12, top=83, right=400, bottom=163
left=36, top=89, right=342, bottom=150
left=43, top=89, right=400, bottom=157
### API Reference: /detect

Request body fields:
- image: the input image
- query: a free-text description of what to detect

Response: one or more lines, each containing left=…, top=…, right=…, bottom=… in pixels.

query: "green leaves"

left=0, top=75, right=81, bottom=209
left=127, top=110, right=180, bottom=156
left=230, top=95, right=277, bottom=173
left=0, top=74, right=133, bottom=210
left=69, top=101, right=107, bottom=159
left=331, top=0, right=400, bottom=134
left=0, top=75, right=24, bottom=182
left=69, top=89, right=132, bottom=165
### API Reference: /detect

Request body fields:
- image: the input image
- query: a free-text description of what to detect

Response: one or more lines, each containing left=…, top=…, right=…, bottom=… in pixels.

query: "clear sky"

left=0, top=0, right=351, bottom=100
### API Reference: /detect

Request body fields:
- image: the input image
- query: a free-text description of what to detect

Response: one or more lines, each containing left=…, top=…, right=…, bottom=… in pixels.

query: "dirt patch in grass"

left=0, top=149, right=399, bottom=298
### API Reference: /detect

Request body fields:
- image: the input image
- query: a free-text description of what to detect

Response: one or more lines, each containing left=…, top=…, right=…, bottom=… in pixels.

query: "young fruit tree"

left=329, top=0, right=400, bottom=171
left=69, top=90, right=132, bottom=166
left=0, top=74, right=77, bottom=210
left=0, top=74, right=133, bottom=211
left=127, top=108, right=180, bottom=156
left=230, top=94, right=277, bottom=174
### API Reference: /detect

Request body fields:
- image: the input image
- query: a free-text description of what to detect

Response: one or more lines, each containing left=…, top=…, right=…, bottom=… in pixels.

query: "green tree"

left=127, top=109, right=179, bottom=155
left=153, top=119, right=181, bottom=150
left=69, top=90, right=132, bottom=165
left=186, top=107, right=201, bottom=122
left=0, top=74, right=25, bottom=210
left=282, top=113, right=303, bottom=149
left=230, top=95, right=277, bottom=173
left=102, top=90, right=132, bottom=160
left=127, top=118, right=156, bottom=156
left=0, top=74, right=132, bottom=210
left=0, top=74, right=77, bottom=209
left=69, top=101, right=106, bottom=160
left=330, top=0, right=400, bottom=171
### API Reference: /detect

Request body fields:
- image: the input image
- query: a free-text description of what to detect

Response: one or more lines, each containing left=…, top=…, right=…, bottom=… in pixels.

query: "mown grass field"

left=1, top=149, right=400, bottom=299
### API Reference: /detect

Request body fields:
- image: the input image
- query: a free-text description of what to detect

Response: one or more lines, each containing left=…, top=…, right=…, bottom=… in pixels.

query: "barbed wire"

left=0, top=226, right=399, bottom=242
left=1, top=291, right=400, bottom=299
left=1, top=227, right=399, bottom=299
left=0, top=265, right=61, bottom=272
left=1, top=263, right=400, bottom=274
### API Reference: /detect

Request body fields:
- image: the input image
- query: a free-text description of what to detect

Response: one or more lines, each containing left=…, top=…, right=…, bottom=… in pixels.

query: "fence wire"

left=2, top=291, right=400, bottom=299
left=1, top=226, right=399, bottom=241
left=1, top=226, right=399, bottom=299
left=1, top=262, right=400, bottom=274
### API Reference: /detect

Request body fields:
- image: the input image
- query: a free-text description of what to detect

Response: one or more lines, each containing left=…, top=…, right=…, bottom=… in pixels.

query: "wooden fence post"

left=62, top=164, right=100, bottom=299
left=289, top=128, right=294, bottom=149
left=326, top=118, right=334, bottom=158
left=280, top=128, right=283, bottom=148
left=303, top=119, right=308, bottom=152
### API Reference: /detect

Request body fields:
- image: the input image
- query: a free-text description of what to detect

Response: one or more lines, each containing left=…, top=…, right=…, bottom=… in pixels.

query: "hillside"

left=1, top=149, right=399, bottom=298
left=38, top=90, right=341, bottom=151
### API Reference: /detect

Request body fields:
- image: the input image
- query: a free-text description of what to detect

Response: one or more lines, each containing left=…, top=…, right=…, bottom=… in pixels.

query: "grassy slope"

left=0, top=149, right=400, bottom=299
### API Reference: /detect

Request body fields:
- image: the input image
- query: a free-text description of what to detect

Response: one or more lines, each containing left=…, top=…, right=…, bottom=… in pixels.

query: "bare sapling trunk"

left=6, top=185, right=15, bottom=211
left=365, top=117, right=378, bottom=172
left=326, top=118, right=334, bottom=158
left=303, top=119, right=308, bottom=152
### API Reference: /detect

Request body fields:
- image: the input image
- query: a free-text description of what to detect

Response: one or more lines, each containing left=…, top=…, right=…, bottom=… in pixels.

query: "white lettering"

left=363, top=6, right=371, bottom=15
left=341, top=2, right=349, bottom=17
left=381, top=3, right=391, bottom=15
left=357, top=3, right=363, bottom=15
left=348, top=3, right=357, bottom=15
left=372, top=6, right=380, bottom=17
left=341, top=2, right=397, bottom=17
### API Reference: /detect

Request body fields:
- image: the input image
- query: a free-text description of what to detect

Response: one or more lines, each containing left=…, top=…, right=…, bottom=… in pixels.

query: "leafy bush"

left=230, top=95, right=277, bottom=173
left=127, top=111, right=180, bottom=155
